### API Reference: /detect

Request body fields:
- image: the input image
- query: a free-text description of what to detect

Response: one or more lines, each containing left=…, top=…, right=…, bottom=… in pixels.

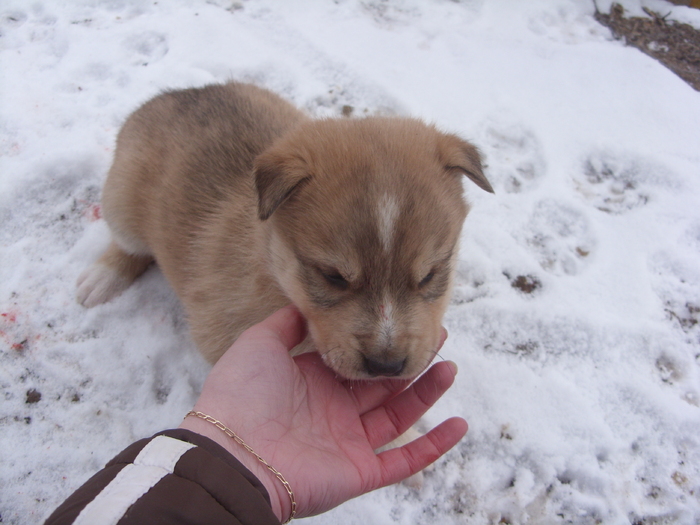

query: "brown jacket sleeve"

left=45, top=429, right=281, bottom=525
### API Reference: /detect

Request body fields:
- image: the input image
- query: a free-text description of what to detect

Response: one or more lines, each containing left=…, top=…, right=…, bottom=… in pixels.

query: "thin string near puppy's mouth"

left=429, top=341, right=447, bottom=364
left=413, top=343, right=447, bottom=379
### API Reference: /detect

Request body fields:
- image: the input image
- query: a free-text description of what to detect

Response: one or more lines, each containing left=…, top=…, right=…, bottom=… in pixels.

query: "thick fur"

left=77, top=82, right=493, bottom=380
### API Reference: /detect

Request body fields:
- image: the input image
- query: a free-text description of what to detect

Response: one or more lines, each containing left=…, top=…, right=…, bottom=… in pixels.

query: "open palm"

left=181, top=306, right=468, bottom=521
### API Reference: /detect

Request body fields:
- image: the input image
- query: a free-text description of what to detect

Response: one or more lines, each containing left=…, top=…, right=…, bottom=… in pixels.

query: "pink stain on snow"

left=87, top=203, right=102, bottom=221
left=1, top=312, right=17, bottom=323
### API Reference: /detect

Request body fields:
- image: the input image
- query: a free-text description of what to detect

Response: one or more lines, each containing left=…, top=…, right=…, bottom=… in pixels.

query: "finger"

left=374, top=417, right=468, bottom=489
left=237, top=305, right=307, bottom=355
left=347, top=328, right=449, bottom=414
left=362, top=360, right=457, bottom=450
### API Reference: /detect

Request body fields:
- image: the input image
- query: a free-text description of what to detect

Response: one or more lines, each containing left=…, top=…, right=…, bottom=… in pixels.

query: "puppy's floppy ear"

left=437, top=133, right=494, bottom=194
left=254, top=150, right=311, bottom=220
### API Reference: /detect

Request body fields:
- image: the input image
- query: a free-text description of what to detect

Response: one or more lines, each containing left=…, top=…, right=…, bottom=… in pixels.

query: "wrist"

left=179, top=413, right=290, bottom=522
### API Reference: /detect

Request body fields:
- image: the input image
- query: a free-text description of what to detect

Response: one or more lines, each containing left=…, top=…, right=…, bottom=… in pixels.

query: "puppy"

left=77, top=82, right=493, bottom=380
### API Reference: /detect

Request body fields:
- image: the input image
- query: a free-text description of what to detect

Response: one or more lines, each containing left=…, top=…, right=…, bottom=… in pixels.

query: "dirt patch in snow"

left=595, top=3, right=700, bottom=91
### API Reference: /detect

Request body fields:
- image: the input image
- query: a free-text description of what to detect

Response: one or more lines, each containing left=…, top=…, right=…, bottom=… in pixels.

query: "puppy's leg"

left=376, top=426, right=426, bottom=489
left=77, top=241, right=152, bottom=307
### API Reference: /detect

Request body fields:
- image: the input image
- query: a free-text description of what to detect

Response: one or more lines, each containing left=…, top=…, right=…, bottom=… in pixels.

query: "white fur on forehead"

left=378, top=296, right=396, bottom=347
left=377, top=192, right=400, bottom=252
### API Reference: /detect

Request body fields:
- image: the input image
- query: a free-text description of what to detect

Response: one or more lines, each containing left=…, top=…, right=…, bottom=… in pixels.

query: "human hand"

left=180, top=306, right=468, bottom=522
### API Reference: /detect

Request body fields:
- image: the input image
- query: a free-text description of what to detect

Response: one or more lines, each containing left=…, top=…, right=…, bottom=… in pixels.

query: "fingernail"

left=447, top=360, right=458, bottom=375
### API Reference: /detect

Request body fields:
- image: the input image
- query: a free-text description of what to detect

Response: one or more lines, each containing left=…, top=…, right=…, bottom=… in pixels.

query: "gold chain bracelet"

left=185, top=410, right=296, bottom=523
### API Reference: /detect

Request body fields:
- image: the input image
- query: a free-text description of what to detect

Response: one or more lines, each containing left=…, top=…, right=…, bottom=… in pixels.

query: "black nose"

left=363, top=356, right=406, bottom=377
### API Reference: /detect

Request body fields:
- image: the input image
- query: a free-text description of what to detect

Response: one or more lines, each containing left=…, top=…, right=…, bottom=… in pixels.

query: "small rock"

left=511, top=275, right=541, bottom=294
left=25, top=388, right=42, bottom=404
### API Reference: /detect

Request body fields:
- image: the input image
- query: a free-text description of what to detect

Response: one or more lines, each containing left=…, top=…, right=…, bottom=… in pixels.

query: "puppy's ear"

left=437, top=133, right=494, bottom=194
left=254, top=151, right=310, bottom=220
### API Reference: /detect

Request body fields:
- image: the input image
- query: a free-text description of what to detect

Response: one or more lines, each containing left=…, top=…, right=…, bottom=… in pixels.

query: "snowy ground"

left=2, top=0, right=700, bottom=523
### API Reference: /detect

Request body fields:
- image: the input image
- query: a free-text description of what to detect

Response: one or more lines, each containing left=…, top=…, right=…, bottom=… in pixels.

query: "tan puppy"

left=77, top=82, right=493, bottom=380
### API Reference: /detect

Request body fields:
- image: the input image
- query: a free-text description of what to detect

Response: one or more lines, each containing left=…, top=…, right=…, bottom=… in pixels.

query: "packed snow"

left=1, top=0, right=699, bottom=523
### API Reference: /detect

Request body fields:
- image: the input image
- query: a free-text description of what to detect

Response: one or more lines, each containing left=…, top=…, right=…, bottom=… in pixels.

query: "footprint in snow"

left=360, top=1, right=421, bottom=28
left=123, top=31, right=168, bottom=65
left=450, top=260, right=490, bottom=305
left=647, top=252, right=700, bottom=405
left=655, top=350, right=699, bottom=408
left=0, top=157, right=102, bottom=248
left=649, top=253, right=700, bottom=337
left=574, top=151, right=675, bottom=214
left=477, top=121, right=546, bottom=194
left=523, top=199, right=594, bottom=276
left=1, top=10, right=28, bottom=30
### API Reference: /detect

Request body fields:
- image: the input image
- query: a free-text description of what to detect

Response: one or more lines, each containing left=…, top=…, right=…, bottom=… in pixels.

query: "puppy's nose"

left=363, top=356, right=406, bottom=377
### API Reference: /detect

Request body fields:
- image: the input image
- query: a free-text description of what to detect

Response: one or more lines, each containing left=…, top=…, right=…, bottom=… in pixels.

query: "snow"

left=1, top=0, right=699, bottom=523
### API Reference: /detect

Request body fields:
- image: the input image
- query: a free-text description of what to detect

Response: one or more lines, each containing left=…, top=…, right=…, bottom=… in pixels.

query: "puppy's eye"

left=419, top=270, right=436, bottom=288
left=322, top=271, right=349, bottom=290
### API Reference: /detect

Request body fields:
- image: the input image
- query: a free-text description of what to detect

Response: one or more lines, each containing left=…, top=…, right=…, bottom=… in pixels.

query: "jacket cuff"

left=45, top=429, right=280, bottom=525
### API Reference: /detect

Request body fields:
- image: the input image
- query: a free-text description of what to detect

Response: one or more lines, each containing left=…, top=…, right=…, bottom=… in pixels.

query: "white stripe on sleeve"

left=73, top=435, right=196, bottom=525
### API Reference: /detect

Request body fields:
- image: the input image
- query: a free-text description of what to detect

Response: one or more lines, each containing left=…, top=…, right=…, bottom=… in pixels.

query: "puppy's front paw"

left=377, top=425, right=427, bottom=489
left=76, top=263, right=131, bottom=307
left=402, top=470, right=424, bottom=490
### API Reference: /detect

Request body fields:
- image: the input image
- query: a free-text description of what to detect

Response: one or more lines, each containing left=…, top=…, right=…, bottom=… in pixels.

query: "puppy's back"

left=102, top=82, right=306, bottom=289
